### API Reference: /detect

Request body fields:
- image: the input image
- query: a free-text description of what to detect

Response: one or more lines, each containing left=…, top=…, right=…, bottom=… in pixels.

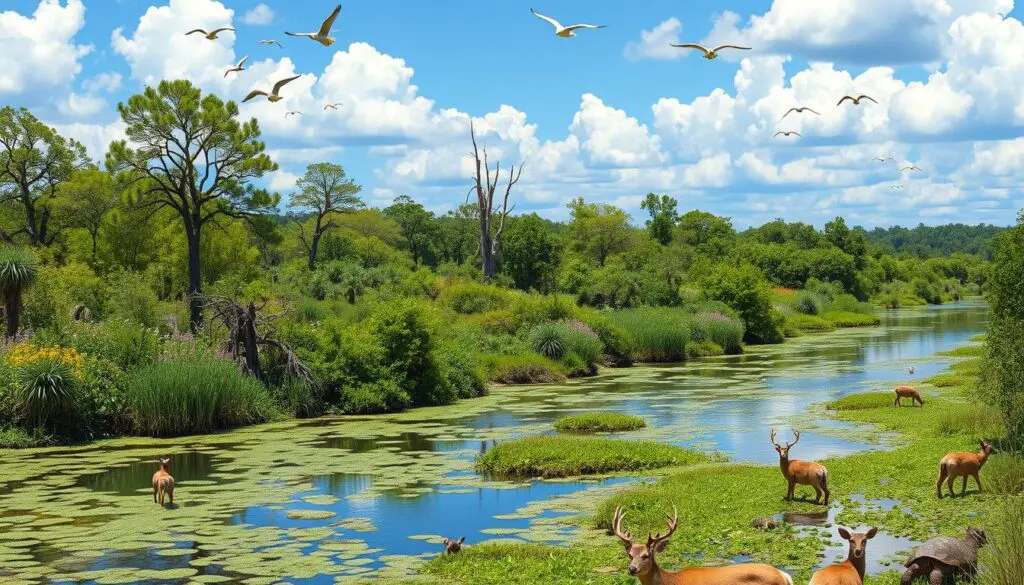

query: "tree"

left=0, top=107, right=90, bottom=246
left=54, top=169, right=119, bottom=263
left=641, top=193, right=678, bottom=245
left=701, top=263, right=783, bottom=344
left=383, top=195, right=437, bottom=266
left=824, top=216, right=867, bottom=268
left=468, top=122, right=523, bottom=280
left=677, top=210, right=735, bottom=257
left=436, top=203, right=479, bottom=265
left=106, top=80, right=279, bottom=332
left=502, top=213, right=559, bottom=291
left=0, top=246, right=38, bottom=337
left=567, top=197, right=632, bottom=266
left=287, top=162, right=363, bottom=271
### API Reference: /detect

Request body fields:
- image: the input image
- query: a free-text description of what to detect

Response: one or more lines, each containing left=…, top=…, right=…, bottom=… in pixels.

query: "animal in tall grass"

left=770, top=428, right=830, bottom=505
left=900, top=527, right=987, bottom=585
left=611, top=506, right=794, bottom=585
left=894, top=385, right=924, bottom=407
left=809, top=527, right=878, bottom=585
left=936, top=440, right=995, bottom=498
left=442, top=537, right=465, bottom=555
left=152, top=458, right=175, bottom=507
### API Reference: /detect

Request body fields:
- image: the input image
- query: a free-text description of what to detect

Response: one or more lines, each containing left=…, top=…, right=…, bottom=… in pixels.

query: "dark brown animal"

left=612, top=506, right=793, bottom=585
left=901, top=527, right=986, bottom=585
left=809, top=527, right=878, bottom=585
left=894, top=385, right=924, bottom=407
left=152, top=458, right=175, bottom=506
left=442, top=536, right=465, bottom=554
left=771, top=428, right=830, bottom=505
left=751, top=517, right=777, bottom=530
left=936, top=440, right=995, bottom=498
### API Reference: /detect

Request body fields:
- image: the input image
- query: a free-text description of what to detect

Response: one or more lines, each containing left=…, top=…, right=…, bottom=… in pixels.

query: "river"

left=0, top=301, right=987, bottom=584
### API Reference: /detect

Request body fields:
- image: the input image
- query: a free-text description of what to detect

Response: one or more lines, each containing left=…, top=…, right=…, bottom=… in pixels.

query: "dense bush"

left=792, top=290, right=825, bottom=315
left=701, top=264, right=784, bottom=343
left=439, top=281, right=509, bottom=314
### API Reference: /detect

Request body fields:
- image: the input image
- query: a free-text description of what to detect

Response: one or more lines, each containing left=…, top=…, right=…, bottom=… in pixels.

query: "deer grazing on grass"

left=894, top=385, right=924, bottom=407
left=152, top=458, right=175, bottom=507
left=442, top=537, right=465, bottom=554
left=937, top=440, right=995, bottom=498
left=770, top=428, right=830, bottom=505
left=611, top=506, right=794, bottom=585
left=809, top=527, right=878, bottom=585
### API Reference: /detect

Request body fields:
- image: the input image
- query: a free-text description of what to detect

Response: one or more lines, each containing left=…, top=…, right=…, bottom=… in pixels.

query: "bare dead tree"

left=468, top=121, right=523, bottom=280
left=196, top=294, right=313, bottom=385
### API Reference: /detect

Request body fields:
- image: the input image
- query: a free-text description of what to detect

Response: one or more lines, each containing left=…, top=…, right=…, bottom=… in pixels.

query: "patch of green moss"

left=553, top=413, right=646, bottom=434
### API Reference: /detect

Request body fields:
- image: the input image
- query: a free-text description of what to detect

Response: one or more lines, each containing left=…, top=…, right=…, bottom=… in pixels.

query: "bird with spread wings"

left=670, top=43, right=751, bottom=59
left=837, top=94, right=878, bottom=106
left=530, top=8, right=605, bottom=37
left=243, top=75, right=301, bottom=103
left=286, top=5, right=342, bottom=46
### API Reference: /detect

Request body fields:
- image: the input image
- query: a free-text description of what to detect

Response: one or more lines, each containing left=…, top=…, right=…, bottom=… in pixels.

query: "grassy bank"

left=424, top=351, right=1018, bottom=585
left=476, top=436, right=713, bottom=478
left=553, top=413, right=646, bottom=433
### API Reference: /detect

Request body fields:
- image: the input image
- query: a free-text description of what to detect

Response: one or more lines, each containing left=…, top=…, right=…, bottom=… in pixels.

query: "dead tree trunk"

left=469, top=121, right=523, bottom=280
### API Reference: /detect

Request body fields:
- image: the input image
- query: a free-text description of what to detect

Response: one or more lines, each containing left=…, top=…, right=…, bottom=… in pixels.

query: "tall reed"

left=609, top=308, right=689, bottom=362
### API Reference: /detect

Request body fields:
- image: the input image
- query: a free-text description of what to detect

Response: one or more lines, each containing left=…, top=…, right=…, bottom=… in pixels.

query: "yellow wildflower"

left=4, top=342, right=85, bottom=378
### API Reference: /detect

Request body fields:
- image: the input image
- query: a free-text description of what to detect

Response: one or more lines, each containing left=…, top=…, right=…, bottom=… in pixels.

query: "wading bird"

left=670, top=42, right=752, bottom=59
left=242, top=75, right=301, bottom=103
left=779, top=106, right=820, bottom=123
left=259, top=39, right=283, bottom=48
left=286, top=4, right=342, bottom=46
left=224, top=55, right=248, bottom=77
left=774, top=131, right=801, bottom=138
left=186, top=27, right=234, bottom=40
left=530, top=8, right=605, bottom=37
left=324, top=102, right=343, bottom=110
left=837, top=94, right=878, bottom=106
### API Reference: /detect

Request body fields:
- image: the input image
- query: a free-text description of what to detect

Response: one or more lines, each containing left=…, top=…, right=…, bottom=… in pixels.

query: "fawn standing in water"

left=152, top=458, right=175, bottom=507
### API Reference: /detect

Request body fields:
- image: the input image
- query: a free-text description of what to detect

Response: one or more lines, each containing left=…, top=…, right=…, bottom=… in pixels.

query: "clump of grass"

left=125, top=355, right=276, bottom=437
left=978, top=496, right=1024, bottom=585
left=935, top=403, right=1005, bottom=437
left=554, top=413, right=646, bottom=434
left=826, top=392, right=892, bottom=411
left=609, top=308, right=689, bottom=362
left=787, top=313, right=834, bottom=332
left=484, top=354, right=565, bottom=384
left=984, top=454, right=1024, bottom=496
left=938, top=344, right=985, bottom=358
left=690, top=312, right=744, bottom=354
left=970, top=333, right=987, bottom=343
left=476, top=436, right=711, bottom=478
left=822, top=311, right=881, bottom=327
left=951, top=357, right=983, bottom=376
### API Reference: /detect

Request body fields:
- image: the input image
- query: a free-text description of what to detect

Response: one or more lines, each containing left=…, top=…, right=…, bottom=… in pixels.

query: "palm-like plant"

left=0, top=247, right=39, bottom=337
left=18, top=359, right=79, bottom=430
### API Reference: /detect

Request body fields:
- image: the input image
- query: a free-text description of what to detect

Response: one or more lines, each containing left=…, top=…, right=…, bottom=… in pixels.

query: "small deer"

left=612, top=506, right=794, bottom=585
left=152, top=457, right=175, bottom=507
left=937, top=440, right=995, bottom=498
left=894, top=385, right=924, bottom=407
left=809, top=527, right=878, bottom=585
left=442, top=536, right=465, bottom=554
left=771, top=428, right=830, bottom=506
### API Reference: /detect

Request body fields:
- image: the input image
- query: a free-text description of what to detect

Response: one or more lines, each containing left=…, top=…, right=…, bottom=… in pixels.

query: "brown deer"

left=442, top=537, right=465, bottom=554
left=809, top=526, right=878, bottom=585
left=611, top=506, right=793, bottom=585
left=770, top=428, right=830, bottom=505
left=937, top=440, right=995, bottom=498
left=152, top=458, right=175, bottom=507
left=894, top=385, right=924, bottom=407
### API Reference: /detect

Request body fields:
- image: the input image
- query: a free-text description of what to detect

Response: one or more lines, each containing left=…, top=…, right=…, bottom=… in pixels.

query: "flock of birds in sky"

left=185, top=4, right=925, bottom=190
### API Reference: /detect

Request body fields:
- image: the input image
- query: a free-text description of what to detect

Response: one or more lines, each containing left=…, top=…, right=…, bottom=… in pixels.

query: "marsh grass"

left=938, top=344, right=985, bottom=358
left=984, top=454, right=1024, bottom=496
left=553, top=413, right=646, bottom=434
left=978, top=497, right=1024, bottom=585
left=609, top=308, right=689, bottom=362
left=927, top=373, right=972, bottom=387
left=787, top=313, right=834, bottom=332
left=484, top=354, right=565, bottom=384
left=935, top=403, right=1004, bottom=437
left=826, top=391, right=892, bottom=410
left=476, top=436, right=711, bottom=478
left=822, top=310, right=881, bottom=327
left=125, top=356, right=276, bottom=437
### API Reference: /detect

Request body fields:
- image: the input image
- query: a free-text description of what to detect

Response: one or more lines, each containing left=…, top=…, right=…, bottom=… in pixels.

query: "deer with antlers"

left=611, top=506, right=793, bottom=585
left=770, top=428, right=830, bottom=505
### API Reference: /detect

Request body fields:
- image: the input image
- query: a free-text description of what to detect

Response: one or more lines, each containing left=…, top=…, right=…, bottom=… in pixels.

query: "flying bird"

left=902, top=165, right=923, bottom=173
left=259, top=39, right=283, bottom=48
left=779, top=106, right=820, bottom=123
left=224, top=55, right=248, bottom=77
left=670, top=43, right=752, bottom=59
left=186, top=27, right=234, bottom=40
left=530, top=8, right=605, bottom=37
left=324, top=102, right=343, bottom=110
left=242, top=75, right=301, bottom=103
left=837, top=94, right=878, bottom=106
left=774, top=131, right=801, bottom=137
left=286, top=4, right=342, bottom=46
left=285, top=111, right=303, bottom=117
left=873, top=156, right=895, bottom=163
left=890, top=184, right=905, bottom=189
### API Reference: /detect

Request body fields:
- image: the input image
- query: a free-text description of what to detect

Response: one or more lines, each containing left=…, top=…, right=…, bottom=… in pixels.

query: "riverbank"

left=418, top=337, right=1013, bottom=584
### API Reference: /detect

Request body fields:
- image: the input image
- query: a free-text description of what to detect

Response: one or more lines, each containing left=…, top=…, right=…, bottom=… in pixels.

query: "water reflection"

left=75, top=451, right=220, bottom=494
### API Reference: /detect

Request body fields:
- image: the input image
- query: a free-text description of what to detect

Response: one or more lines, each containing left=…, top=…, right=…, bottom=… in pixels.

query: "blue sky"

left=2, top=0, right=1023, bottom=229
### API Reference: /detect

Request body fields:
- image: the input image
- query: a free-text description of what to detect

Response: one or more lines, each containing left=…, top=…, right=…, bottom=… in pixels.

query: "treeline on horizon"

left=0, top=82, right=1002, bottom=448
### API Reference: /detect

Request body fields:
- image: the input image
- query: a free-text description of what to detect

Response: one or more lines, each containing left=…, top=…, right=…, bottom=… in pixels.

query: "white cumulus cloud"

left=242, top=3, right=274, bottom=26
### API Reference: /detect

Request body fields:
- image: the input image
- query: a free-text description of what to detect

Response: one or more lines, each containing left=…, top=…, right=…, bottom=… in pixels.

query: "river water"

left=0, top=301, right=987, bottom=584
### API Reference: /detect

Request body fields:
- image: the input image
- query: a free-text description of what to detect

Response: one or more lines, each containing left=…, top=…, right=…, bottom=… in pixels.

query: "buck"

left=770, top=428, right=830, bottom=505
left=442, top=537, right=465, bottom=554
left=894, top=385, right=924, bottom=407
left=809, top=527, right=878, bottom=585
left=937, top=440, right=995, bottom=498
left=152, top=458, right=175, bottom=507
left=612, top=506, right=793, bottom=585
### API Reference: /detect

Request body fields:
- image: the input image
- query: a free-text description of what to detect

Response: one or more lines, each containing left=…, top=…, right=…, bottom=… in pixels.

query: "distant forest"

left=864, top=223, right=1006, bottom=259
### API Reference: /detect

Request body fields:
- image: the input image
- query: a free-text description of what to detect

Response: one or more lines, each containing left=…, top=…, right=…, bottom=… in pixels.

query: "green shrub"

left=104, top=270, right=160, bottom=327
left=58, top=320, right=160, bottom=370
left=984, top=454, right=1024, bottom=496
left=576, top=309, right=632, bottom=364
left=125, top=356, right=275, bottom=437
left=822, top=311, right=881, bottom=327
left=830, top=293, right=876, bottom=315
left=787, top=313, right=835, bottom=332
left=465, top=310, right=516, bottom=335
left=17, top=359, right=81, bottom=431
left=791, top=290, right=825, bottom=315
left=560, top=320, right=604, bottom=367
left=934, top=405, right=1005, bottom=437
left=529, top=322, right=566, bottom=359
left=554, top=413, right=646, bottom=433
left=271, top=378, right=324, bottom=418
left=700, top=263, right=784, bottom=343
left=978, top=496, right=1024, bottom=585
left=609, top=308, right=689, bottom=362
left=509, top=294, right=576, bottom=331
left=686, top=339, right=724, bottom=357
left=476, top=436, right=710, bottom=478
left=439, top=281, right=509, bottom=314
left=369, top=299, right=455, bottom=407
left=436, top=344, right=487, bottom=399
left=691, top=311, right=744, bottom=354
left=485, top=354, right=565, bottom=384
left=0, top=426, right=50, bottom=449
left=341, top=378, right=410, bottom=414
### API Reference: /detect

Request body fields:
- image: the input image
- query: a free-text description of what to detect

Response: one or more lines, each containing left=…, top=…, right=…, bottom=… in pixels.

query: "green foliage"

left=983, top=455, right=1024, bottom=496
left=700, top=263, right=784, bottom=343
left=821, top=310, right=881, bottom=327
left=826, top=392, right=892, bottom=410
left=383, top=195, right=437, bottom=267
left=484, top=353, right=565, bottom=384
left=124, top=355, right=275, bottom=437
left=476, top=436, right=710, bottom=478
left=690, top=311, right=744, bottom=354
left=17, top=359, right=80, bottom=431
left=439, top=281, right=509, bottom=314
left=553, top=412, right=646, bottom=433
left=529, top=322, right=565, bottom=359
left=342, top=378, right=409, bottom=414
left=785, top=313, right=834, bottom=333
left=58, top=320, right=161, bottom=370
left=978, top=496, right=1024, bottom=585
left=641, top=193, right=678, bottom=245
left=368, top=298, right=453, bottom=407
left=503, top=213, right=559, bottom=292
left=0, top=246, right=39, bottom=336
left=566, top=198, right=632, bottom=266
left=609, top=308, right=689, bottom=362
left=792, top=290, right=825, bottom=315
